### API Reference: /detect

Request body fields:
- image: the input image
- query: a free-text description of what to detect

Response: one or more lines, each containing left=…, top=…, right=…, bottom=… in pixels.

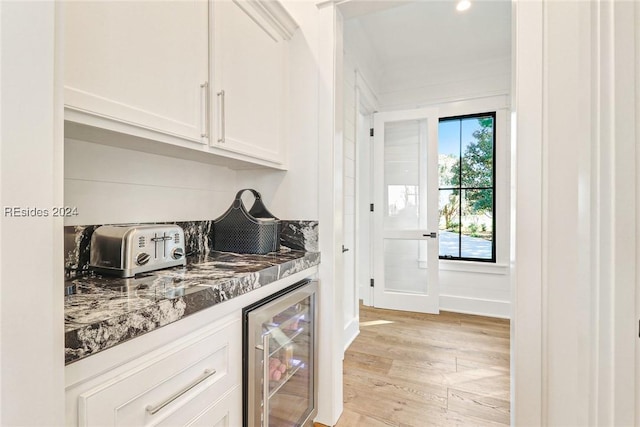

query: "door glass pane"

left=384, top=239, right=428, bottom=294
left=384, top=120, right=423, bottom=230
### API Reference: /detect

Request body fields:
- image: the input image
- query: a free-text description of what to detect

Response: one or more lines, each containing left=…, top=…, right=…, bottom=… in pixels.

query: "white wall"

left=64, top=139, right=237, bottom=225
left=343, top=20, right=381, bottom=97
left=0, top=2, right=65, bottom=424
left=235, top=7, right=320, bottom=220
left=437, top=99, right=511, bottom=318
left=345, top=17, right=511, bottom=318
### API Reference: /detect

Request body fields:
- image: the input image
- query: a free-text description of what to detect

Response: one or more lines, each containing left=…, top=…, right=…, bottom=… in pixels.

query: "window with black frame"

left=438, top=112, right=496, bottom=262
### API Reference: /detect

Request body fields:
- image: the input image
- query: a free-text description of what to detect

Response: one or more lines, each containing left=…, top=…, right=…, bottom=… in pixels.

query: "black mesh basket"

left=213, top=189, right=280, bottom=254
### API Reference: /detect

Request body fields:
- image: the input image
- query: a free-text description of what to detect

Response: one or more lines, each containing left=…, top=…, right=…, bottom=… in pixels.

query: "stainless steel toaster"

left=89, top=224, right=187, bottom=277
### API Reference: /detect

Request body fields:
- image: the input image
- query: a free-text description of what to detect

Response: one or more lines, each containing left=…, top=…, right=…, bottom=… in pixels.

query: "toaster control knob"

left=136, top=253, right=150, bottom=266
left=171, top=247, right=185, bottom=260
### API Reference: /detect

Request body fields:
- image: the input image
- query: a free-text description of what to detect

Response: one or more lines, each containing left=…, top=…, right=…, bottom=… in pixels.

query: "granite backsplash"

left=64, top=220, right=318, bottom=278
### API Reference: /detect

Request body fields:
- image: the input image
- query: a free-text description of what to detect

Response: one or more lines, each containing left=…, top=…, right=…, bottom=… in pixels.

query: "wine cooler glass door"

left=246, top=281, right=317, bottom=427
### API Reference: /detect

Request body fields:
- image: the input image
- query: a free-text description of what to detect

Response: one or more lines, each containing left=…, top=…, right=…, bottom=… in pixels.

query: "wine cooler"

left=243, top=280, right=318, bottom=427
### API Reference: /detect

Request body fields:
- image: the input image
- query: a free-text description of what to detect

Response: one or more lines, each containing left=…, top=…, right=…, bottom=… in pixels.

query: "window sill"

left=439, top=260, right=509, bottom=275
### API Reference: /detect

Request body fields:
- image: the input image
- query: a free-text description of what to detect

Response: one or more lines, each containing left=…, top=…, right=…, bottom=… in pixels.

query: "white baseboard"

left=439, top=295, right=510, bottom=319
left=343, top=317, right=360, bottom=354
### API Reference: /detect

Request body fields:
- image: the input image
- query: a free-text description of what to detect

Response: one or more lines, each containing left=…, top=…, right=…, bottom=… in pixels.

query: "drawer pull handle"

left=145, top=368, right=216, bottom=415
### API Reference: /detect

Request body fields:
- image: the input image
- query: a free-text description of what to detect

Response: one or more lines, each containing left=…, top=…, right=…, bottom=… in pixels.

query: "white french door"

left=372, top=108, right=440, bottom=314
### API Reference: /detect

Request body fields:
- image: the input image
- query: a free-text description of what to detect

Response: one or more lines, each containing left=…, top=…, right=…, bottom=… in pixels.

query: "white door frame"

left=511, top=1, right=543, bottom=423
left=0, top=1, right=66, bottom=424
left=354, top=71, right=377, bottom=308
left=513, top=0, right=638, bottom=425
left=342, top=64, right=359, bottom=352
left=632, top=4, right=640, bottom=425
left=316, top=3, right=344, bottom=425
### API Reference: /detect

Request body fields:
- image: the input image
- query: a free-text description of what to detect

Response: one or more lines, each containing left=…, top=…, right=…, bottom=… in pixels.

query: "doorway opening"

left=338, top=0, right=513, bottom=423
left=341, top=0, right=512, bottom=320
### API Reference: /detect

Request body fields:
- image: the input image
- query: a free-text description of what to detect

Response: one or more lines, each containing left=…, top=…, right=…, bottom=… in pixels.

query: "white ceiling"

left=342, top=0, right=511, bottom=67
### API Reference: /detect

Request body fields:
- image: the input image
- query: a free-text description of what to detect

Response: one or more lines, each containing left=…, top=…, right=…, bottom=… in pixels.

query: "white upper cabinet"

left=64, top=1, right=209, bottom=143
left=210, top=1, right=297, bottom=167
left=63, top=0, right=297, bottom=169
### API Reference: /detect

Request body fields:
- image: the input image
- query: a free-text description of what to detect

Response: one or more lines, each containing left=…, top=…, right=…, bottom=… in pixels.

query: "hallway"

left=336, top=305, right=510, bottom=426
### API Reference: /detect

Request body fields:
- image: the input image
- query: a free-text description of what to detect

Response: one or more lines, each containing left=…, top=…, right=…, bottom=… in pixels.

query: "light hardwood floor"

left=332, top=305, right=510, bottom=427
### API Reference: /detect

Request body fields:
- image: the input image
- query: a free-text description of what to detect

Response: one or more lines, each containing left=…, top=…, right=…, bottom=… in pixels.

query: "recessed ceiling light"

left=456, top=0, right=471, bottom=12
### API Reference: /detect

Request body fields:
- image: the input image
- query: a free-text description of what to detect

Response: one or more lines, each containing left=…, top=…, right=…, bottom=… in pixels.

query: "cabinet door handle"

left=200, top=82, right=209, bottom=139
left=145, top=368, right=216, bottom=415
left=217, top=90, right=225, bottom=143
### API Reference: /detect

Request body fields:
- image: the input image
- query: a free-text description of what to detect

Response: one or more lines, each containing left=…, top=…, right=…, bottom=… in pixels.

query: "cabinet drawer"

left=78, top=319, right=240, bottom=426
left=158, top=385, right=241, bottom=427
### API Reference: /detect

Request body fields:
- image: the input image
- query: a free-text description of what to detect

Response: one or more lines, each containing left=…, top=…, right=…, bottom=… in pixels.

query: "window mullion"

left=458, top=119, right=462, bottom=259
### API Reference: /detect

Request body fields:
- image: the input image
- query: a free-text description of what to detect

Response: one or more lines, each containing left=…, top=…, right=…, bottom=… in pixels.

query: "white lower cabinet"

left=68, top=315, right=241, bottom=427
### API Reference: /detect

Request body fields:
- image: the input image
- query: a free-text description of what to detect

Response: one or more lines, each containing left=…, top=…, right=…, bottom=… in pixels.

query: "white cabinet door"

left=64, top=1, right=208, bottom=142
left=211, top=0, right=288, bottom=165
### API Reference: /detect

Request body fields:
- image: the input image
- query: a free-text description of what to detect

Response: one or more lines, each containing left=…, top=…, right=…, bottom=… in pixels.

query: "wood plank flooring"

left=333, top=305, right=510, bottom=427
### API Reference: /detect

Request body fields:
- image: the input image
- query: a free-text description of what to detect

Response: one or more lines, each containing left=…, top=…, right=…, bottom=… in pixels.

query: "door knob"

left=342, top=245, right=349, bottom=253
left=423, top=232, right=437, bottom=238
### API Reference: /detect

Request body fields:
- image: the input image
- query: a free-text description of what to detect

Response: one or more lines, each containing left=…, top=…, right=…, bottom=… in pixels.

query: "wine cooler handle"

left=262, top=331, right=271, bottom=427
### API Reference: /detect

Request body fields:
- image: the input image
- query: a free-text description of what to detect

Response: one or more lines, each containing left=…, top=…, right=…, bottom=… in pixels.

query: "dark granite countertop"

left=65, top=249, right=320, bottom=365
